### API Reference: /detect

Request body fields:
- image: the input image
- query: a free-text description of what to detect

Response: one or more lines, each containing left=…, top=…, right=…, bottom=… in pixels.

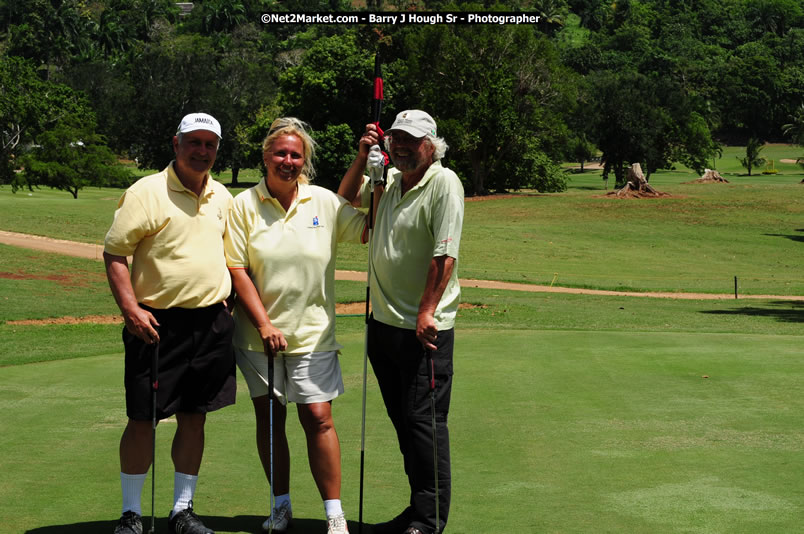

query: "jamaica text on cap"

left=389, top=110, right=437, bottom=138
left=177, top=113, right=222, bottom=139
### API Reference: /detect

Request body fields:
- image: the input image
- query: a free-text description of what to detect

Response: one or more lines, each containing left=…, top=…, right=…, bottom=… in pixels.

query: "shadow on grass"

left=700, top=300, right=804, bottom=323
left=764, top=229, right=804, bottom=243
left=25, top=516, right=349, bottom=534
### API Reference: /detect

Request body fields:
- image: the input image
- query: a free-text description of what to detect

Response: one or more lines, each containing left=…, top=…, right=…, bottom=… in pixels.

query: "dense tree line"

left=1, top=0, right=803, bottom=196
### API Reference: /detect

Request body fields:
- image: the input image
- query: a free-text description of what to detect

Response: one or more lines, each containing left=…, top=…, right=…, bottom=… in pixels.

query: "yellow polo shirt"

left=363, top=161, right=464, bottom=330
left=104, top=162, right=233, bottom=309
left=224, top=180, right=367, bottom=354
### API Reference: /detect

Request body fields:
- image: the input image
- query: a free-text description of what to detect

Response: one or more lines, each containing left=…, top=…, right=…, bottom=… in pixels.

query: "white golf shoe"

left=261, top=501, right=292, bottom=532
left=327, top=513, right=349, bottom=534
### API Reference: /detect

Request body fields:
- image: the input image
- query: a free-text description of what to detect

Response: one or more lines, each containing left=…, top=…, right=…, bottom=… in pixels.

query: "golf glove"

left=367, top=144, right=386, bottom=187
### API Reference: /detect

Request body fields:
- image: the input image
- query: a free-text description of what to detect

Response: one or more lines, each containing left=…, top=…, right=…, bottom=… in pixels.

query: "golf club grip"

left=429, top=352, right=436, bottom=391
left=151, top=342, right=159, bottom=392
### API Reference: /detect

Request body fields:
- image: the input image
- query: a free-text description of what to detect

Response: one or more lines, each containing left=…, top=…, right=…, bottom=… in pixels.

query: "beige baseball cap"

left=388, top=110, right=437, bottom=138
left=176, top=113, right=222, bottom=139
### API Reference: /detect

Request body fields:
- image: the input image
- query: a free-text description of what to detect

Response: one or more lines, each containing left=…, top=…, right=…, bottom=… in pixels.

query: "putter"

left=149, top=341, right=159, bottom=534
left=268, top=352, right=275, bottom=534
left=427, top=350, right=440, bottom=534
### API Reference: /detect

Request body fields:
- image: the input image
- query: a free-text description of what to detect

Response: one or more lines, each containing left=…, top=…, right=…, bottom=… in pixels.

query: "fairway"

left=1, top=326, right=801, bottom=533
left=1, top=161, right=803, bottom=533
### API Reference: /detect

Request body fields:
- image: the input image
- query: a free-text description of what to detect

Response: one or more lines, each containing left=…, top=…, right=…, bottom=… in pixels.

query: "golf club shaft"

left=268, top=353, right=275, bottom=534
left=428, top=351, right=440, bottom=534
left=149, top=341, right=159, bottom=534
left=359, top=221, right=372, bottom=534
left=360, top=51, right=384, bottom=534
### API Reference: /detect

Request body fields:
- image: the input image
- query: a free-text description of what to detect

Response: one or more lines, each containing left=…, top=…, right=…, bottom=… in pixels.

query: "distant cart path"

left=3, top=230, right=803, bottom=301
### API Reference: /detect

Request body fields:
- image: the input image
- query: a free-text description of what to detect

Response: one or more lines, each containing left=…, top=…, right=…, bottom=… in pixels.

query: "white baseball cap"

left=388, top=110, right=437, bottom=138
left=176, top=113, right=222, bottom=139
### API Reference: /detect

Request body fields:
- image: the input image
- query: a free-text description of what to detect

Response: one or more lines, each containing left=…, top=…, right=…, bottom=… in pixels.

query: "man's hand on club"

left=416, top=311, right=439, bottom=352
left=358, top=123, right=382, bottom=158
left=124, top=307, right=160, bottom=344
left=367, top=144, right=386, bottom=187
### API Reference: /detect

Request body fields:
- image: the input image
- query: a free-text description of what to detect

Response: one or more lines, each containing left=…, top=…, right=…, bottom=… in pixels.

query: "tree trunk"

left=610, top=163, right=668, bottom=197
left=231, top=166, right=239, bottom=187
left=470, top=156, right=488, bottom=196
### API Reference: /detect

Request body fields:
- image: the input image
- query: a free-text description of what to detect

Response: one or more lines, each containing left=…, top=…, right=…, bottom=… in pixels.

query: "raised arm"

left=338, top=123, right=382, bottom=206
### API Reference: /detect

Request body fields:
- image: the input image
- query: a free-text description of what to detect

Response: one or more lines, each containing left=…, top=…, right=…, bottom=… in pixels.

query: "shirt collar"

left=256, top=179, right=312, bottom=204
left=389, top=161, right=442, bottom=194
left=167, top=161, right=213, bottom=197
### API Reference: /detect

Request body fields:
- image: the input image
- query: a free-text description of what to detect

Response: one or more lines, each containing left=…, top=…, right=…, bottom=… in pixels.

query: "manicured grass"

left=2, top=325, right=802, bottom=533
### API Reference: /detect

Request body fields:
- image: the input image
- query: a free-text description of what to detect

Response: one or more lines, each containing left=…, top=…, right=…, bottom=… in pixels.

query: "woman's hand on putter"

left=259, top=322, right=287, bottom=357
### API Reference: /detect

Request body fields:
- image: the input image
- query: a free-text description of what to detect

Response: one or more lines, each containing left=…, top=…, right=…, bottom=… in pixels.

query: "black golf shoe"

left=168, top=501, right=214, bottom=534
left=114, top=510, right=142, bottom=534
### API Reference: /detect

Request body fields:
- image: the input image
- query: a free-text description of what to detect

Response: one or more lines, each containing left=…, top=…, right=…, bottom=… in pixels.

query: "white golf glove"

left=367, top=144, right=386, bottom=187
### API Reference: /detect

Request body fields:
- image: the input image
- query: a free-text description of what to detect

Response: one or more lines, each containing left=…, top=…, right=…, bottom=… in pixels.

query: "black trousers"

left=368, top=317, right=453, bottom=534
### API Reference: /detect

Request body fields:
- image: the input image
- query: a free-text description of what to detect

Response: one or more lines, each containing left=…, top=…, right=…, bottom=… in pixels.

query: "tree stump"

left=608, top=163, right=668, bottom=198
left=689, top=169, right=729, bottom=183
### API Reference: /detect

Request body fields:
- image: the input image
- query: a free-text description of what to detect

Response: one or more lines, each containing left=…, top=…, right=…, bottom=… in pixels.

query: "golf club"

left=359, top=51, right=386, bottom=534
left=427, top=350, right=440, bottom=534
left=268, top=352, right=275, bottom=534
left=149, top=341, right=159, bottom=534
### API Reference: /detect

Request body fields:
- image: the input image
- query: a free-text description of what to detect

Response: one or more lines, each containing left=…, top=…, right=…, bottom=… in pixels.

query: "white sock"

left=172, top=472, right=198, bottom=515
left=274, top=493, right=291, bottom=512
left=121, top=472, right=147, bottom=516
left=324, top=499, right=343, bottom=518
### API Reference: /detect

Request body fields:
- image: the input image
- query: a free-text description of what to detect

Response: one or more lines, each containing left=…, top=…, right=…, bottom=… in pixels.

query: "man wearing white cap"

left=104, top=112, right=235, bottom=534
left=340, top=110, right=464, bottom=534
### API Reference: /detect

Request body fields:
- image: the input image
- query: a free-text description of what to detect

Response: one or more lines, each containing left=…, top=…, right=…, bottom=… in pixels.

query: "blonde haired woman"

left=225, top=118, right=367, bottom=534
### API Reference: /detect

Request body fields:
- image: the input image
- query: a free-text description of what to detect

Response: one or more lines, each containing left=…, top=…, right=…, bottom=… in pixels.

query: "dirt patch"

left=0, top=270, right=102, bottom=287
left=605, top=189, right=671, bottom=199
left=7, top=314, right=124, bottom=326
left=335, top=302, right=367, bottom=315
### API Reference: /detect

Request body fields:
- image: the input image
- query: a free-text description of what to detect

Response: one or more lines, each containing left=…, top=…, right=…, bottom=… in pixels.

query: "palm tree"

left=738, top=137, right=766, bottom=176
left=782, top=103, right=804, bottom=146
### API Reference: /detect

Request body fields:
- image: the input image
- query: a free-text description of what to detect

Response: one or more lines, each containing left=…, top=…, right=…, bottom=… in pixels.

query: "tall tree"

left=402, top=19, right=571, bottom=194
left=587, top=70, right=717, bottom=185
left=16, top=116, right=133, bottom=198
left=0, top=56, right=87, bottom=184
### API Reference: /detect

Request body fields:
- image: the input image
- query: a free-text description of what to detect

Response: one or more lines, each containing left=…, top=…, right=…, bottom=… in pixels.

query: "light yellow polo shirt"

left=363, top=161, right=464, bottom=330
left=104, top=162, right=233, bottom=309
left=224, top=180, right=367, bottom=354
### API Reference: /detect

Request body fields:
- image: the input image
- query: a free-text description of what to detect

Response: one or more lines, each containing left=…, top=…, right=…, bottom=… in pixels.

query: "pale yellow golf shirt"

left=104, top=162, right=233, bottom=309
left=224, top=180, right=367, bottom=354
left=363, top=161, right=464, bottom=330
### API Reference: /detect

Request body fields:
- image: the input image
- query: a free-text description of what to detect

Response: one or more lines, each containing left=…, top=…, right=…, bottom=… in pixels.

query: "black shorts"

left=124, top=303, right=236, bottom=421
